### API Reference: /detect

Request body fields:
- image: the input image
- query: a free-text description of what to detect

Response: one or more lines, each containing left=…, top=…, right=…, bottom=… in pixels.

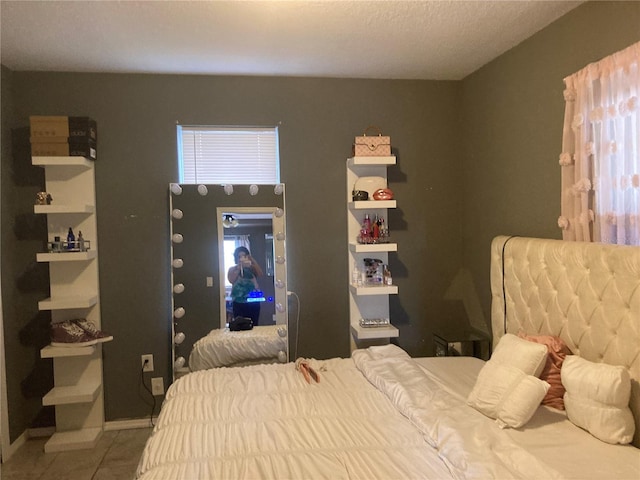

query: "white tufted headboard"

left=490, top=236, right=640, bottom=448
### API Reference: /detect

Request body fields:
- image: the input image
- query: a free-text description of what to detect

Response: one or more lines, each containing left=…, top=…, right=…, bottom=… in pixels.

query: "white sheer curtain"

left=559, top=41, right=639, bottom=245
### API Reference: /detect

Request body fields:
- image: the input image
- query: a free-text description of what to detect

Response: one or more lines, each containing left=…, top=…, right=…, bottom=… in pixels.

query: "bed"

left=189, top=325, right=288, bottom=371
left=137, top=236, right=640, bottom=479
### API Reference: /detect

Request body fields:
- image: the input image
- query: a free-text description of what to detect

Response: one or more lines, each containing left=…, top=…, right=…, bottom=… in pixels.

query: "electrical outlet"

left=151, top=377, right=164, bottom=396
left=141, top=354, right=154, bottom=372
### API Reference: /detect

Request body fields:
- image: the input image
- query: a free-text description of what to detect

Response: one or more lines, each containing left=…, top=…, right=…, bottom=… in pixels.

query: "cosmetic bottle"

left=77, top=231, right=85, bottom=252
left=67, top=227, right=75, bottom=250
left=363, top=214, right=371, bottom=234
left=383, top=264, right=392, bottom=286
left=352, top=266, right=359, bottom=285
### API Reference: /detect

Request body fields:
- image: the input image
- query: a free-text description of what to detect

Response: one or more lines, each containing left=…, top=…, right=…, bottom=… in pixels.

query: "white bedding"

left=189, top=325, right=287, bottom=371
left=137, top=345, right=640, bottom=479
left=414, top=357, right=640, bottom=480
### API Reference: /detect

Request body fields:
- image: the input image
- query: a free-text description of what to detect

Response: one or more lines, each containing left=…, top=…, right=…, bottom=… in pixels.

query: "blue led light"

left=247, top=290, right=266, bottom=303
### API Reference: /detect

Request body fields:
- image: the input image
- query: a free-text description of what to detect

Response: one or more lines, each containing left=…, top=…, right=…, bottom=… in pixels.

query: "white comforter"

left=352, top=345, right=563, bottom=479
left=137, top=345, right=640, bottom=479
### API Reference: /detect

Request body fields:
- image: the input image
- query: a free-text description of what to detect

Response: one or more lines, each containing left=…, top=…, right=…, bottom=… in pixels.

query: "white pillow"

left=467, top=361, right=549, bottom=428
left=490, top=333, right=548, bottom=377
left=562, top=355, right=635, bottom=444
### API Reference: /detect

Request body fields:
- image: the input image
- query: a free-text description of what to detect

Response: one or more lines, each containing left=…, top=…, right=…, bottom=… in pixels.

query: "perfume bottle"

left=67, top=227, right=75, bottom=250
left=383, top=264, right=392, bottom=285
left=372, top=214, right=380, bottom=240
left=352, top=266, right=360, bottom=285
left=363, top=214, right=371, bottom=233
left=77, top=230, right=85, bottom=252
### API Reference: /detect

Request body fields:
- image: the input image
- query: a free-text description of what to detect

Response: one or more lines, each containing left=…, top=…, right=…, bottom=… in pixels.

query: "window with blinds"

left=177, top=126, right=280, bottom=184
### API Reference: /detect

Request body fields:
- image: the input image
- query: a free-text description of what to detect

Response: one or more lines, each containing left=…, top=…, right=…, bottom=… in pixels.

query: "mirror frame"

left=169, top=183, right=287, bottom=377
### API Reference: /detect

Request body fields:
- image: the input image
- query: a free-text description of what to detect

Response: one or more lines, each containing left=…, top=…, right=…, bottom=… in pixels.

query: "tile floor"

left=0, top=427, right=151, bottom=480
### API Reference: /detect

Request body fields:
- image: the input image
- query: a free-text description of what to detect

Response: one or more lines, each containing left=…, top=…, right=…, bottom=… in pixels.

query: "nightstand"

left=434, top=330, right=491, bottom=360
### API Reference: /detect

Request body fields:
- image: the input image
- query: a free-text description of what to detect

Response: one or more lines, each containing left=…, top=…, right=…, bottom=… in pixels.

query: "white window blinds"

left=178, top=126, right=280, bottom=184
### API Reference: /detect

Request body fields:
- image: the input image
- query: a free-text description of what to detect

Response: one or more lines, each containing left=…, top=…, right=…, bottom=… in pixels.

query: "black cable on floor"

left=139, top=365, right=156, bottom=428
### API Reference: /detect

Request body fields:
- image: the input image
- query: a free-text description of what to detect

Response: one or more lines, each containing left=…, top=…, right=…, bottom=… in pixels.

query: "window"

left=223, top=238, right=238, bottom=288
left=559, top=41, right=639, bottom=245
left=177, top=126, right=280, bottom=184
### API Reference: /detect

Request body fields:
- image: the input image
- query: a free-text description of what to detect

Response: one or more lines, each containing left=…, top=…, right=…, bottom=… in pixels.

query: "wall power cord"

left=287, top=291, right=301, bottom=360
left=139, top=360, right=156, bottom=427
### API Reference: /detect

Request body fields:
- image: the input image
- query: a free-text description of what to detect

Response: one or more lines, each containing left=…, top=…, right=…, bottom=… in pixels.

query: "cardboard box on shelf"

left=29, top=116, right=97, bottom=143
left=31, top=140, right=97, bottom=160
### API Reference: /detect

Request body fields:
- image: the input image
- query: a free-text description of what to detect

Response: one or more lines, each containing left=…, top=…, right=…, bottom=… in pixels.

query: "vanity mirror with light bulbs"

left=169, top=183, right=287, bottom=379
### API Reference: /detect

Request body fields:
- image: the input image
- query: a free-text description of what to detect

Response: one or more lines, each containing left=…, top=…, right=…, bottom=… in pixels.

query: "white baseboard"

left=1, top=430, right=27, bottom=463
left=104, top=417, right=157, bottom=431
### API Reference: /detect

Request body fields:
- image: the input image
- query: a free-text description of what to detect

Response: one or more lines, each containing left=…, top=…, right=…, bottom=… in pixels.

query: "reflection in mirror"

left=218, top=208, right=278, bottom=328
left=169, top=184, right=287, bottom=379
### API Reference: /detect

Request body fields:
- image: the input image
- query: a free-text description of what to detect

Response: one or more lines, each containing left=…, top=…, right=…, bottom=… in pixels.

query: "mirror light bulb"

left=276, top=232, right=285, bottom=241
left=223, top=184, right=234, bottom=195
left=277, top=327, right=287, bottom=338
left=249, top=184, right=259, bottom=196
left=275, top=279, right=284, bottom=289
left=173, top=283, right=185, bottom=293
left=174, top=307, right=185, bottom=319
left=174, top=332, right=186, bottom=345
left=170, top=183, right=182, bottom=195
left=172, top=258, right=184, bottom=268
left=174, top=356, right=186, bottom=370
left=277, top=351, right=287, bottom=363
left=172, top=233, right=183, bottom=244
left=172, top=209, right=183, bottom=219
left=275, top=208, right=284, bottom=218
left=276, top=303, right=285, bottom=313
left=274, top=184, right=284, bottom=195
left=197, top=184, right=208, bottom=196
left=276, top=255, right=285, bottom=264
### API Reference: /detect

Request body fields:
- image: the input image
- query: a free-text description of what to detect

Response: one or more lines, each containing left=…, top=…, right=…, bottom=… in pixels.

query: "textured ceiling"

left=0, top=0, right=582, bottom=80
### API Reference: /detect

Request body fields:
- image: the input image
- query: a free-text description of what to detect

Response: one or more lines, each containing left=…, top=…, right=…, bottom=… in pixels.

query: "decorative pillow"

left=562, top=355, right=635, bottom=444
left=489, top=333, right=548, bottom=377
left=519, top=334, right=572, bottom=409
left=467, top=362, right=549, bottom=428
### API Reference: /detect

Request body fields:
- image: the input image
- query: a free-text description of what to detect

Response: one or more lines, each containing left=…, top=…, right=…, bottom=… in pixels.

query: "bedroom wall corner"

left=442, top=268, right=489, bottom=336
left=459, top=1, right=640, bottom=331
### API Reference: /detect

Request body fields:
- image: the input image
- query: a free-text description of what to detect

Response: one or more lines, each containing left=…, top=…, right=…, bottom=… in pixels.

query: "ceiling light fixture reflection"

left=222, top=214, right=239, bottom=228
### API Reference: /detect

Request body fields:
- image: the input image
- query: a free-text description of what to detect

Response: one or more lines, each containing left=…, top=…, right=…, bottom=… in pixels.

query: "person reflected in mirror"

left=227, top=246, right=264, bottom=326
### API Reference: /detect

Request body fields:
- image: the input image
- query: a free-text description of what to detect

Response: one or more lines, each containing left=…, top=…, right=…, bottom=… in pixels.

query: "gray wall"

left=3, top=73, right=461, bottom=426
left=461, top=1, right=640, bottom=325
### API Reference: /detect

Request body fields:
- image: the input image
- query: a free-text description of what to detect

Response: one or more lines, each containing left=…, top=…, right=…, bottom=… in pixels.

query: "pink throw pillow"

left=519, top=334, right=572, bottom=410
